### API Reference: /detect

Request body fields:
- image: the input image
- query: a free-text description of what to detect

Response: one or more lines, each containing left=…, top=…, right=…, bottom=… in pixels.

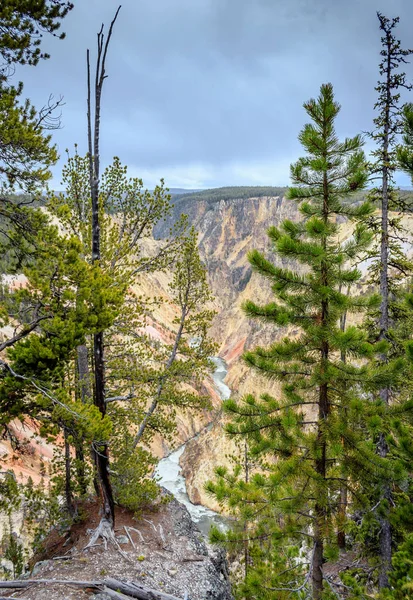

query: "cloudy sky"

left=19, top=0, right=413, bottom=189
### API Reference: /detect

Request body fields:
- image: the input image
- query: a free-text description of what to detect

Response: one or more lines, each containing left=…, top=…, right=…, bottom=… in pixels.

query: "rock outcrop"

left=18, top=496, right=233, bottom=600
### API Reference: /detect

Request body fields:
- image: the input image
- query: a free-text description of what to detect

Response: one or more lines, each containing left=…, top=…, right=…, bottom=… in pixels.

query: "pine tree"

left=0, top=225, right=116, bottom=518
left=47, top=150, right=197, bottom=515
left=366, top=14, right=413, bottom=588
left=0, top=1, right=73, bottom=67
left=208, top=84, right=387, bottom=600
left=109, top=227, right=217, bottom=512
left=0, top=1, right=72, bottom=190
left=0, top=0, right=72, bottom=307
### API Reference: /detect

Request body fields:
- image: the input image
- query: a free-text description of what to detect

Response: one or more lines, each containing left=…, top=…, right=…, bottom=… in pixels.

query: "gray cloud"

left=18, top=0, right=413, bottom=188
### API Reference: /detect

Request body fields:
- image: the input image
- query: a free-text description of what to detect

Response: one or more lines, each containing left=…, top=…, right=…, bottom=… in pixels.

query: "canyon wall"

left=155, top=191, right=301, bottom=511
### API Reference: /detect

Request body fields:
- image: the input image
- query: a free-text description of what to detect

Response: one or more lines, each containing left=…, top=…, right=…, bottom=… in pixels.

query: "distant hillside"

left=170, top=186, right=288, bottom=204
left=168, top=188, right=202, bottom=195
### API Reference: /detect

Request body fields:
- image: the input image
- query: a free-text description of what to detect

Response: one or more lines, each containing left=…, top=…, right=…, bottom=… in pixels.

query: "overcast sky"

left=19, top=0, right=413, bottom=189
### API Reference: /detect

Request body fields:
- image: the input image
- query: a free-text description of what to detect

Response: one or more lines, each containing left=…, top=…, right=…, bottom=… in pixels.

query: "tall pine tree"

left=366, top=14, right=413, bottom=588
left=208, top=84, right=387, bottom=599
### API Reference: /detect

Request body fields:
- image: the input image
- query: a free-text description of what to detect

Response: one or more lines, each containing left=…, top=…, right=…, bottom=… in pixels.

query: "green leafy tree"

left=207, top=84, right=390, bottom=600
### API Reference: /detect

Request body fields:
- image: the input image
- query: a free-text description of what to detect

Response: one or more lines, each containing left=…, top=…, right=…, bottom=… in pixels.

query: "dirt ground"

left=0, top=498, right=233, bottom=600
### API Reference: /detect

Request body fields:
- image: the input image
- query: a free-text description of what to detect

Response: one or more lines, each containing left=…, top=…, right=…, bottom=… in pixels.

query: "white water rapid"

left=155, top=357, right=231, bottom=536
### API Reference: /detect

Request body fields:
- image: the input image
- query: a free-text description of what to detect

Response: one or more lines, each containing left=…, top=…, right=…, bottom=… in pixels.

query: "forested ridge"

left=1, top=3, right=413, bottom=600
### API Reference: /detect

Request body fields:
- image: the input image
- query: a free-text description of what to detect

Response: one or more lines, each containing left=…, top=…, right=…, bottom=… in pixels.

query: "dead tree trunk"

left=86, top=6, right=121, bottom=529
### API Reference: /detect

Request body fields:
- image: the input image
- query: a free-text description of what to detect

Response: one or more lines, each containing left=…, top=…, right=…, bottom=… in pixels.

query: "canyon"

left=3, top=186, right=413, bottom=551
left=155, top=188, right=303, bottom=512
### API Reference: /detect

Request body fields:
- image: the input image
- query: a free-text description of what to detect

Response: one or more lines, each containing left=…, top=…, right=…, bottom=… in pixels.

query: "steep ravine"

left=155, top=357, right=231, bottom=535
left=155, top=193, right=298, bottom=511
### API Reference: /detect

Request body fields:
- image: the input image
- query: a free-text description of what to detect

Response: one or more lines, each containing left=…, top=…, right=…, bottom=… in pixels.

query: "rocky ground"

left=0, top=495, right=233, bottom=600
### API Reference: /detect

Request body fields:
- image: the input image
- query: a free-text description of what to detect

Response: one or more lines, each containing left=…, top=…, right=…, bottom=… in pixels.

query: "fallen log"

left=101, top=587, right=136, bottom=600
left=0, top=578, right=185, bottom=600
left=105, top=578, right=185, bottom=600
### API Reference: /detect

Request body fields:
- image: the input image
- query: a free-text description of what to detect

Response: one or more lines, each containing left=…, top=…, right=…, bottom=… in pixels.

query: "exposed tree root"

left=124, top=525, right=136, bottom=549
left=84, top=517, right=115, bottom=550
left=127, top=526, right=146, bottom=544
left=84, top=518, right=134, bottom=565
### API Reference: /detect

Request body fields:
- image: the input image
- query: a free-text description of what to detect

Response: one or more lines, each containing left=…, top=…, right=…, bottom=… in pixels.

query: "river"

left=155, top=357, right=230, bottom=536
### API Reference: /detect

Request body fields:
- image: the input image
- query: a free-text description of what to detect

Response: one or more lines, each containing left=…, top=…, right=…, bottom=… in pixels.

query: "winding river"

left=155, top=357, right=230, bottom=536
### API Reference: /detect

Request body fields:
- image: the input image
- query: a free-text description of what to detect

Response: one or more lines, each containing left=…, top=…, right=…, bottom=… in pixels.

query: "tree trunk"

left=85, top=9, right=121, bottom=528
left=75, top=344, right=91, bottom=496
left=64, top=427, right=75, bottom=517
left=313, top=378, right=328, bottom=600
left=312, top=172, right=330, bottom=599
left=378, top=434, right=392, bottom=589
left=92, top=330, right=114, bottom=524
left=337, top=485, right=347, bottom=551
left=377, top=26, right=392, bottom=589
left=243, top=442, right=250, bottom=582
left=338, top=303, right=348, bottom=551
left=77, top=344, right=91, bottom=402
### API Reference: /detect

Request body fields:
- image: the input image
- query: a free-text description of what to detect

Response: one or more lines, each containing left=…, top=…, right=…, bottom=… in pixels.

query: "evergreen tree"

left=0, top=223, right=116, bottom=520
left=208, top=84, right=387, bottom=600
left=0, top=0, right=73, bottom=68
left=47, top=150, right=193, bottom=515
left=366, top=14, right=413, bottom=588
left=0, top=1, right=73, bottom=190
left=109, top=227, right=217, bottom=512
left=0, top=1, right=73, bottom=290
left=130, top=227, right=216, bottom=448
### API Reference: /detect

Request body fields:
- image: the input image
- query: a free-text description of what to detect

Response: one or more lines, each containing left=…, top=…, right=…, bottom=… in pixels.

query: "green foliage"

left=380, top=534, right=413, bottom=599
left=0, top=82, right=59, bottom=189
left=2, top=529, right=24, bottom=578
left=111, top=437, right=158, bottom=514
left=207, top=84, right=388, bottom=599
left=0, top=218, right=124, bottom=428
left=0, top=1, right=73, bottom=191
left=0, top=0, right=73, bottom=67
left=0, top=197, right=50, bottom=273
